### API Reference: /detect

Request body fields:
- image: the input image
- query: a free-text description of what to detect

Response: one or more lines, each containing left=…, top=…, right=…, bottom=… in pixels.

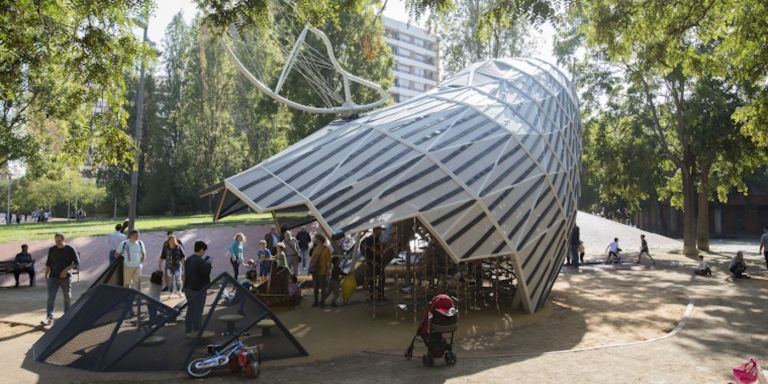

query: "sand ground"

left=1, top=243, right=766, bottom=383
left=0, top=214, right=767, bottom=383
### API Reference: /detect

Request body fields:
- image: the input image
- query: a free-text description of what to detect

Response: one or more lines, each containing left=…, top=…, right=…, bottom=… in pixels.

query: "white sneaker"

left=40, top=317, right=52, bottom=326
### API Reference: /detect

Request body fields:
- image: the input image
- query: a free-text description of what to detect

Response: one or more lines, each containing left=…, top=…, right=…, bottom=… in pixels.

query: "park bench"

left=0, top=261, right=15, bottom=275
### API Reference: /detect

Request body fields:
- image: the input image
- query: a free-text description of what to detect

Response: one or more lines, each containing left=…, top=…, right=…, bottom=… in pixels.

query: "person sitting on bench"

left=13, top=244, right=35, bottom=287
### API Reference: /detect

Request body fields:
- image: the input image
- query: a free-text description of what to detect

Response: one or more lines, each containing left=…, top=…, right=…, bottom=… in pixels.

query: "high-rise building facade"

left=382, top=16, right=439, bottom=103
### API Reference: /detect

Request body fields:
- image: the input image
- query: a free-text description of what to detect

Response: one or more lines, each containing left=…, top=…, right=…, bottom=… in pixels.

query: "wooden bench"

left=254, top=319, right=275, bottom=337
left=0, top=261, right=15, bottom=275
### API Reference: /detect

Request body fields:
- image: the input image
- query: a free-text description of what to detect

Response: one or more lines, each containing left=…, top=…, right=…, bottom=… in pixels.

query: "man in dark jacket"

left=569, top=225, right=580, bottom=268
left=13, top=244, right=34, bottom=287
left=183, top=241, right=212, bottom=335
left=42, top=233, right=79, bottom=326
left=296, top=227, right=312, bottom=274
left=264, top=226, right=281, bottom=256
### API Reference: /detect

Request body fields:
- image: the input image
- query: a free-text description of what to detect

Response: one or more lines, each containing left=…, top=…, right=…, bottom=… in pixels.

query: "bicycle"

left=186, top=331, right=263, bottom=379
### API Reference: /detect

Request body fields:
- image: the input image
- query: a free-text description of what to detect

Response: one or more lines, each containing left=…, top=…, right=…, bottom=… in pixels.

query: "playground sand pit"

left=269, top=269, right=688, bottom=364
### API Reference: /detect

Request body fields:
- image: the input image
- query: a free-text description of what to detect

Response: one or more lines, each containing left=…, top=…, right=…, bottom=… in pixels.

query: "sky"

left=146, top=0, right=556, bottom=62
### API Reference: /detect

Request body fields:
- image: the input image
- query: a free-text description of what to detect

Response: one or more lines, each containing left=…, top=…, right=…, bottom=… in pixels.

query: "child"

left=694, top=255, right=711, bottom=276
left=636, top=234, right=656, bottom=265
left=288, top=274, right=302, bottom=305
left=256, top=240, right=272, bottom=281
left=148, top=270, right=163, bottom=301
left=275, top=242, right=288, bottom=270
left=323, top=256, right=346, bottom=307
left=605, top=238, right=622, bottom=264
left=578, top=241, right=585, bottom=264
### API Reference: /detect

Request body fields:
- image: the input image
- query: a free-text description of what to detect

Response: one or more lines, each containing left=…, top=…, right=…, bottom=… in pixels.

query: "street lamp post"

left=6, top=173, right=10, bottom=225
left=128, top=17, right=149, bottom=231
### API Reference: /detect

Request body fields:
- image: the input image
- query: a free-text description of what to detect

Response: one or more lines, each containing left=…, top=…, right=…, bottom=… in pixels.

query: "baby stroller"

left=404, top=294, right=458, bottom=367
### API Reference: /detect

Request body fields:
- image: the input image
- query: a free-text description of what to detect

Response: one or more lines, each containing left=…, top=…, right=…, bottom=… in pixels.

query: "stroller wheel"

left=422, top=354, right=434, bottom=367
left=445, top=351, right=457, bottom=366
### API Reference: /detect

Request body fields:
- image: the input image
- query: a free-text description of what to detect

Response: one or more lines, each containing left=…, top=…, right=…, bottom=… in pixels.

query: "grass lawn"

left=0, top=213, right=273, bottom=244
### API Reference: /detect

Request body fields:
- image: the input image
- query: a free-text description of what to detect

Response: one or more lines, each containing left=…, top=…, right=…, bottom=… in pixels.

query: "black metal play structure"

left=31, top=273, right=307, bottom=372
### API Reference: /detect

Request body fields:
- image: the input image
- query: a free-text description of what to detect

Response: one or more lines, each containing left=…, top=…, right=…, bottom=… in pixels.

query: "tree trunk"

left=681, top=168, right=698, bottom=257
left=697, top=166, right=711, bottom=252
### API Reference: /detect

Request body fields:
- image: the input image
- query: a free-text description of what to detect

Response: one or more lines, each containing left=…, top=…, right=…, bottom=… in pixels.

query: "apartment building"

left=382, top=16, right=439, bottom=103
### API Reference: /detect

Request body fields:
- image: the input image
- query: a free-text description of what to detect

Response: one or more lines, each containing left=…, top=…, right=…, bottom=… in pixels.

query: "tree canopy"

left=0, top=0, right=154, bottom=170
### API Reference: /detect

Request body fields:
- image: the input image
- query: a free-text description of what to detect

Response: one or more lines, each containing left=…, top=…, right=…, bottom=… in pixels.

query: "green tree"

left=173, top=18, right=250, bottom=212
left=437, top=0, right=530, bottom=75
left=561, top=0, right=768, bottom=255
left=144, top=12, right=194, bottom=214
left=0, top=0, right=154, bottom=169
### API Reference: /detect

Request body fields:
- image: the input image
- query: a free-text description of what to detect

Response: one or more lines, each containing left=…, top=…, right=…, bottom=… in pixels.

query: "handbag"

left=732, top=357, right=768, bottom=384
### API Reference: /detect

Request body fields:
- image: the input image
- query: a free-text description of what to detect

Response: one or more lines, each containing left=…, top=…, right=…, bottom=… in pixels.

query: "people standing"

left=322, top=256, right=346, bottom=307
left=569, top=225, right=580, bottom=268
left=578, top=241, right=585, bottom=264
left=159, top=234, right=185, bottom=298
left=283, top=230, right=300, bottom=275
left=309, top=234, right=332, bottom=307
left=13, top=244, right=35, bottom=287
left=264, top=226, right=281, bottom=256
left=228, top=233, right=246, bottom=278
left=362, top=227, right=385, bottom=301
left=637, top=234, right=656, bottom=265
left=116, top=230, right=146, bottom=291
left=42, top=233, right=79, bottom=326
left=759, top=226, right=768, bottom=270
left=296, top=227, right=311, bottom=274
left=183, top=241, right=212, bottom=336
left=256, top=240, right=272, bottom=281
left=107, top=224, right=126, bottom=265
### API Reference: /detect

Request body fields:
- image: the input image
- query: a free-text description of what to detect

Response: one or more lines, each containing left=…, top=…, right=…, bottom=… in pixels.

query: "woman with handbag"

left=228, top=233, right=247, bottom=279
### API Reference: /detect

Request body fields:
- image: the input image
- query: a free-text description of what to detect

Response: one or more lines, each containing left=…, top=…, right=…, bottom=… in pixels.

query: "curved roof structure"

left=218, top=58, right=581, bottom=312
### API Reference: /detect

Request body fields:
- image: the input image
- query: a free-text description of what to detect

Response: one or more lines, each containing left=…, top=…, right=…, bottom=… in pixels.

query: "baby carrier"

left=404, top=294, right=458, bottom=366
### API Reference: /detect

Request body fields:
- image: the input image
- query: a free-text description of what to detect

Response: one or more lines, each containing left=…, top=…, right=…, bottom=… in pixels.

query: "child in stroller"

left=404, top=294, right=458, bottom=367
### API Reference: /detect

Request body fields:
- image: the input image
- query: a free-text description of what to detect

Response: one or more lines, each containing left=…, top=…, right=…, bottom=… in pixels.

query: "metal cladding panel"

left=222, top=58, right=581, bottom=313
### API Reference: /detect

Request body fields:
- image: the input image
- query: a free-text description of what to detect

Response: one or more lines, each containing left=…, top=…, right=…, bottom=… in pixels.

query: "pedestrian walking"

left=636, top=234, right=656, bottom=265
left=759, top=227, right=768, bottom=270
left=159, top=234, right=185, bottom=298
left=42, top=233, right=79, bottom=326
